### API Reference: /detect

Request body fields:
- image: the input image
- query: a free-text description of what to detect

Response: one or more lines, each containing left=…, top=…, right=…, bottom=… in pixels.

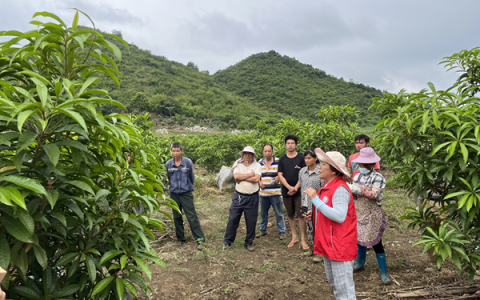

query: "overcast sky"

left=2, top=0, right=478, bottom=92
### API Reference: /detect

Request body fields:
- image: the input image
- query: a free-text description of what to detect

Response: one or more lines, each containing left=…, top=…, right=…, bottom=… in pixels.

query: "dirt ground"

left=144, top=171, right=477, bottom=300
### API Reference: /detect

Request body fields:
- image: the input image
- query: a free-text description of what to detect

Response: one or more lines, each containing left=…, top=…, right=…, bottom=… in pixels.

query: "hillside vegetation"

left=98, top=32, right=382, bottom=128
left=214, top=50, right=383, bottom=127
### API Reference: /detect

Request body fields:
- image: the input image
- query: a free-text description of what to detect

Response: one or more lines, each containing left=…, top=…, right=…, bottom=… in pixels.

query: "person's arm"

left=244, top=174, right=261, bottom=183
left=278, top=172, right=290, bottom=188
left=189, top=159, right=195, bottom=184
left=305, top=186, right=350, bottom=223
left=233, top=172, right=255, bottom=181
left=359, top=176, right=385, bottom=200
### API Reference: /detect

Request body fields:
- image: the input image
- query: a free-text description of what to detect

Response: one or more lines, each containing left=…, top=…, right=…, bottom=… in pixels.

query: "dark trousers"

left=224, top=192, right=259, bottom=246
left=170, top=191, right=205, bottom=243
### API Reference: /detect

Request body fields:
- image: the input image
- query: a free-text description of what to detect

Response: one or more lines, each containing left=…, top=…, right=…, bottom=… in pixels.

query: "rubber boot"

left=375, top=253, right=392, bottom=285
left=353, top=245, right=367, bottom=272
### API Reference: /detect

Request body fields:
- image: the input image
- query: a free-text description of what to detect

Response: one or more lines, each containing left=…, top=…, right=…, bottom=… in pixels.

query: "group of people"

left=166, top=134, right=390, bottom=300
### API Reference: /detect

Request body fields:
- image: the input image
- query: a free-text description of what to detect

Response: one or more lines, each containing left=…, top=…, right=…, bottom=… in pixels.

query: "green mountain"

left=98, top=34, right=382, bottom=128
left=213, top=50, right=383, bottom=127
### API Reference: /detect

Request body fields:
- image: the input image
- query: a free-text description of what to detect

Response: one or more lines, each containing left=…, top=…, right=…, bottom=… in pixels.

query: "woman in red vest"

left=304, top=148, right=357, bottom=300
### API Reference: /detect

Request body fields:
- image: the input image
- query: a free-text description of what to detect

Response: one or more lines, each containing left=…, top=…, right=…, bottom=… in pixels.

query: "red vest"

left=312, top=176, right=357, bottom=261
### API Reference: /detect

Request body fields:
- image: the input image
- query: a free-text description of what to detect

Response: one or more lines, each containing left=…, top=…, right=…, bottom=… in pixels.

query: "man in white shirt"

left=223, top=146, right=261, bottom=252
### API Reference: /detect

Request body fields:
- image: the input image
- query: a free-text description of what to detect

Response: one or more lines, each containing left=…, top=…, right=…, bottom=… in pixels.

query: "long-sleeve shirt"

left=166, top=156, right=195, bottom=194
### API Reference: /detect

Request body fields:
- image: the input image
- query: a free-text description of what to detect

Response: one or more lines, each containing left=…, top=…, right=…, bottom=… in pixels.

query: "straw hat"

left=239, top=145, right=257, bottom=157
left=315, top=148, right=352, bottom=182
left=352, top=147, right=381, bottom=164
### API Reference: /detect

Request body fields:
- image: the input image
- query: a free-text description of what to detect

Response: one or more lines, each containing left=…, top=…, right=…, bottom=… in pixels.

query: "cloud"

left=1, top=0, right=479, bottom=93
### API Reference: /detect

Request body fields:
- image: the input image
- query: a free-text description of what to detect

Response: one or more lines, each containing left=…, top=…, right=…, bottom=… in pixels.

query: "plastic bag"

left=215, top=166, right=235, bottom=190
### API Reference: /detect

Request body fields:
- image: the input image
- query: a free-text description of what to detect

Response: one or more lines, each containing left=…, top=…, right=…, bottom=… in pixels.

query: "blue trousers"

left=224, top=192, right=259, bottom=246
left=259, top=196, right=286, bottom=234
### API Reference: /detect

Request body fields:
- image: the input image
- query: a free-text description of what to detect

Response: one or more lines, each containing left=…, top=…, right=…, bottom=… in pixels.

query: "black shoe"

left=222, top=243, right=231, bottom=251
left=244, top=244, right=255, bottom=252
left=175, top=241, right=186, bottom=247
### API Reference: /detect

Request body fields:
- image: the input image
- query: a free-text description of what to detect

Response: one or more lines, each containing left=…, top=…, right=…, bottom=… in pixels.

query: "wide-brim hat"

left=315, top=148, right=352, bottom=182
left=352, top=147, right=381, bottom=164
left=239, top=145, right=257, bottom=157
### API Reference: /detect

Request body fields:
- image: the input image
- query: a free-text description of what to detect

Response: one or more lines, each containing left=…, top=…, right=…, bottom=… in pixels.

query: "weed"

left=177, top=256, right=187, bottom=265
left=233, top=270, right=248, bottom=279
left=389, top=258, right=404, bottom=268
left=224, top=286, right=233, bottom=294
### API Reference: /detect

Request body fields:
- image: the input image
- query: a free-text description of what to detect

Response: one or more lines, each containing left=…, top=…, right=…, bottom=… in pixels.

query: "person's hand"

left=303, top=210, right=312, bottom=221
left=0, top=287, right=6, bottom=300
left=304, top=188, right=317, bottom=200
left=274, top=176, right=280, bottom=184
left=249, top=172, right=255, bottom=178
left=292, top=187, right=298, bottom=194
left=259, top=181, right=265, bottom=189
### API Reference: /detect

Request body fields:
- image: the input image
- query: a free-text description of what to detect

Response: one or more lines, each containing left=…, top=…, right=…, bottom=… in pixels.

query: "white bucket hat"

left=239, top=145, right=256, bottom=157
left=315, top=148, right=352, bottom=182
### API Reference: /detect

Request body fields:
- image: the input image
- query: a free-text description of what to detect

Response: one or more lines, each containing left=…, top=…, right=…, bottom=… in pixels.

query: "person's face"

left=355, top=139, right=369, bottom=151
left=304, top=154, right=316, bottom=167
left=171, top=148, right=182, bottom=158
left=286, top=139, right=296, bottom=152
left=263, top=146, right=273, bottom=159
left=318, top=161, right=335, bottom=180
left=243, top=152, right=254, bottom=162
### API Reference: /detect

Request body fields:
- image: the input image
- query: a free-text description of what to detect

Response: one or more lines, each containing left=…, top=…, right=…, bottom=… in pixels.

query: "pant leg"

left=270, top=195, right=286, bottom=234
left=372, top=239, right=385, bottom=254
left=243, top=193, right=259, bottom=245
left=323, top=257, right=335, bottom=294
left=224, top=193, right=245, bottom=245
left=170, top=192, right=185, bottom=242
left=259, top=196, right=271, bottom=233
left=330, top=259, right=356, bottom=300
left=179, top=192, right=205, bottom=243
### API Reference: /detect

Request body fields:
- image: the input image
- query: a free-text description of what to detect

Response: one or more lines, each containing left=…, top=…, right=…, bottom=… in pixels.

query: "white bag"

left=215, top=166, right=234, bottom=190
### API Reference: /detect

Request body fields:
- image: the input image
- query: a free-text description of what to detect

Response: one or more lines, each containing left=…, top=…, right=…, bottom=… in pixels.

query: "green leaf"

left=72, top=10, right=79, bottom=30
left=46, top=190, right=59, bottom=209
left=33, top=244, right=48, bottom=270
left=0, top=176, right=47, bottom=195
left=459, top=142, right=469, bottom=164
left=32, top=11, right=66, bottom=27
left=43, top=143, right=60, bottom=166
left=430, top=141, right=451, bottom=156
left=1, top=215, right=33, bottom=243
left=17, top=130, right=38, bottom=152
left=86, top=256, right=97, bottom=283
left=92, top=276, right=114, bottom=296
left=15, top=208, right=35, bottom=235
left=5, top=186, right=27, bottom=210
left=51, top=212, right=67, bottom=227
left=123, top=280, right=137, bottom=298
left=17, top=110, right=37, bottom=132
left=52, top=284, right=80, bottom=298
left=12, top=286, right=40, bottom=298
left=0, top=234, right=10, bottom=270
left=133, top=257, right=152, bottom=281
left=0, top=187, right=13, bottom=206
left=56, top=140, right=88, bottom=152
left=99, top=250, right=123, bottom=265
left=127, top=217, right=143, bottom=231
left=116, top=278, right=124, bottom=300
left=66, top=180, right=95, bottom=195
left=120, top=255, right=127, bottom=270
left=55, top=108, right=88, bottom=132
left=55, top=252, right=78, bottom=267
left=16, top=248, right=28, bottom=275
left=120, top=212, right=128, bottom=224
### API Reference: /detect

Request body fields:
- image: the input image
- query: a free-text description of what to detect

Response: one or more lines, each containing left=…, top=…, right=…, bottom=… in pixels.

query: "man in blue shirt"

left=166, top=142, right=205, bottom=248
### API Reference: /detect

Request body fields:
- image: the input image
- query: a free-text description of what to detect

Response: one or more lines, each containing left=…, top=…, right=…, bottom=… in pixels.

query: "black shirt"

left=278, top=153, right=306, bottom=197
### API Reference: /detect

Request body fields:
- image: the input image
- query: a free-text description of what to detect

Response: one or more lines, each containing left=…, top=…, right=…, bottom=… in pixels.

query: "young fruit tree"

left=0, top=10, right=177, bottom=299
left=371, top=47, right=480, bottom=283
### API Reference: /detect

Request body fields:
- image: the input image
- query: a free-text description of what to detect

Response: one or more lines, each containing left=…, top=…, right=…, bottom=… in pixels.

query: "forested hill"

left=213, top=50, right=383, bottom=126
left=97, top=32, right=382, bottom=128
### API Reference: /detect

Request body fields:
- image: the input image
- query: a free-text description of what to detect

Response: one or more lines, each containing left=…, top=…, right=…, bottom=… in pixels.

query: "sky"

left=1, top=0, right=479, bottom=93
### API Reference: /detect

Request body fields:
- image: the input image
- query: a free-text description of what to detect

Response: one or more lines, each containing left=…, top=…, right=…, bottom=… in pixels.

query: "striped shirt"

left=299, top=164, right=325, bottom=210
left=259, top=156, right=281, bottom=197
left=352, top=170, right=386, bottom=206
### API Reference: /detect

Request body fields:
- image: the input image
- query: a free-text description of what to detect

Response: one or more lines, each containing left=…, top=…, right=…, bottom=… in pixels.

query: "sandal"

left=287, top=240, right=299, bottom=248
left=301, top=244, right=310, bottom=251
